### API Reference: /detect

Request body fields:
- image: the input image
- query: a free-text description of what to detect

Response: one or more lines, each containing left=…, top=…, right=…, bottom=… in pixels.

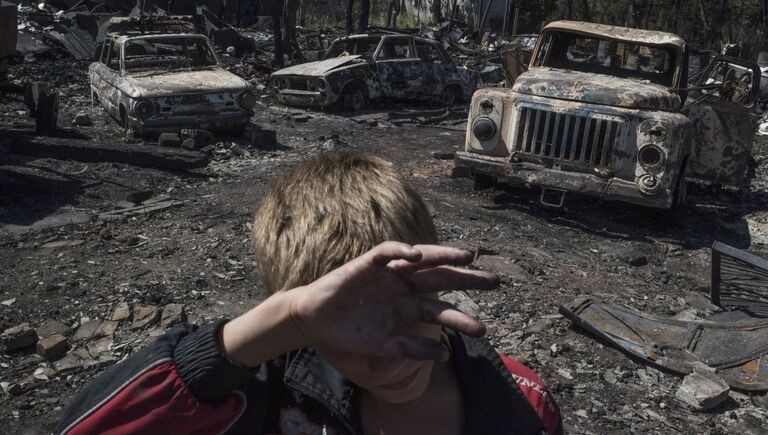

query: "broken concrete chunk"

left=2, top=323, right=38, bottom=352
left=527, top=318, right=556, bottom=334
left=132, top=305, right=159, bottom=329
left=438, top=291, right=480, bottom=319
left=95, top=320, right=119, bottom=338
left=230, top=144, right=250, bottom=157
left=86, top=337, right=113, bottom=358
left=111, top=302, right=130, bottom=322
left=73, top=319, right=101, bottom=341
left=36, top=334, right=67, bottom=361
left=675, top=369, right=730, bottom=410
left=36, top=320, right=70, bottom=339
left=160, top=304, right=186, bottom=328
left=180, top=129, right=214, bottom=150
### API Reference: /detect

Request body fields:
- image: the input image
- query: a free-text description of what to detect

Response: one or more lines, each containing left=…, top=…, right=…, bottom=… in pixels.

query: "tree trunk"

left=346, top=0, right=355, bottom=34
left=359, top=0, right=370, bottom=31
left=271, top=0, right=284, bottom=68
left=559, top=0, right=573, bottom=19
left=387, top=0, right=401, bottom=28
left=283, top=0, right=304, bottom=62
left=431, top=0, right=443, bottom=22
left=580, top=0, right=593, bottom=21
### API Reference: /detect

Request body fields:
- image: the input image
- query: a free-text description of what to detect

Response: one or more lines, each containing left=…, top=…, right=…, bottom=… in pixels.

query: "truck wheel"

left=342, top=87, right=367, bottom=112
left=472, top=173, right=495, bottom=190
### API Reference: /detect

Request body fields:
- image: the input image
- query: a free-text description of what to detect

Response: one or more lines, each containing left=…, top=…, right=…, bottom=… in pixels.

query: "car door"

left=684, top=55, right=760, bottom=187
left=96, top=40, right=123, bottom=118
left=415, top=41, right=451, bottom=97
left=374, top=36, right=424, bottom=99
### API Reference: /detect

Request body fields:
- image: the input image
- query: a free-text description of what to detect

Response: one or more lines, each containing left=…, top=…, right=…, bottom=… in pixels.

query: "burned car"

left=90, top=20, right=256, bottom=135
left=270, top=33, right=475, bottom=111
left=455, top=20, right=760, bottom=213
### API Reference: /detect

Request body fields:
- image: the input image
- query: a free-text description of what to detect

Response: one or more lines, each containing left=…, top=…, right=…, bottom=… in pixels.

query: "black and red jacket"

left=58, top=320, right=562, bottom=434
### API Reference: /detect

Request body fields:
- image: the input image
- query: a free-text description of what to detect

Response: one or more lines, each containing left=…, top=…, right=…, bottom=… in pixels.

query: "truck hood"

left=272, top=55, right=366, bottom=77
left=123, top=69, right=249, bottom=98
left=512, top=68, right=680, bottom=111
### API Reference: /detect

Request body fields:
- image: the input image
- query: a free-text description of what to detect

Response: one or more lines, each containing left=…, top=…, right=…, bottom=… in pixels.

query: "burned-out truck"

left=455, top=20, right=760, bottom=212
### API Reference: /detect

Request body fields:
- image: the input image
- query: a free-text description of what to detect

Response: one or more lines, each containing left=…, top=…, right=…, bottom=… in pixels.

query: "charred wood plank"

left=1, top=137, right=209, bottom=170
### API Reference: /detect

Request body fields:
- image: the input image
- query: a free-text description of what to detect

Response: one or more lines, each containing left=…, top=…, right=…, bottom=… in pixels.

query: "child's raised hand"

left=287, top=242, right=498, bottom=361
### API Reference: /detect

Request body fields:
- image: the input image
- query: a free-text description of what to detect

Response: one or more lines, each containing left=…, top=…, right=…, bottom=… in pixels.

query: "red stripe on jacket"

left=500, top=355, right=562, bottom=435
left=65, top=362, right=244, bottom=435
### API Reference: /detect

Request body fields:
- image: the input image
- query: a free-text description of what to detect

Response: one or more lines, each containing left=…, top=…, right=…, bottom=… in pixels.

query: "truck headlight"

left=637, top=174, right=662, bottom=195
left=238, top=91, right=256, bottom=109
left=315, top=77, right=327, bottom=91
left=472, top=116, right=497, bottom=141
left=271, top=77, right=280, bottom=89
left=638, top=144, right=664, bottom=169
left=134, top=99, right=154, bottom=120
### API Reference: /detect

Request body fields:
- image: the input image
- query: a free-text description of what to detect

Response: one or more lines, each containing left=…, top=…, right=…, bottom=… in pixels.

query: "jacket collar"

left=283, top=329, right=546, bottom=435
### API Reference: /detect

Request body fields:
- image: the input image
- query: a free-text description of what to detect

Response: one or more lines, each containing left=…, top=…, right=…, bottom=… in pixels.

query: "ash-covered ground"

left=2, top=59, right=768, bottom=435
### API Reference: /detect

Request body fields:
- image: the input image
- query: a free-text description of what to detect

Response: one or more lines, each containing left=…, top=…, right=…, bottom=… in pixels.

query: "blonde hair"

left=252, top=151, right=437, bottom=293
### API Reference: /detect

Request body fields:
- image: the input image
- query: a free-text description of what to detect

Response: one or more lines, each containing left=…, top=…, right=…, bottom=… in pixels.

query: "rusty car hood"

left=123, top=69, right=249, bottom=98
left=271, top=55, right=366, bottom=77
left=512, top=68, right=681, bottom=111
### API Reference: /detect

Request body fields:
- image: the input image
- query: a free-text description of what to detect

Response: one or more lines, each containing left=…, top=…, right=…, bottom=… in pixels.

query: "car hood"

left=122, top=69, right=249, bottom=98
left=512, top=68, right=681, bottom=111
left=271, top=55, right=366, bottom=77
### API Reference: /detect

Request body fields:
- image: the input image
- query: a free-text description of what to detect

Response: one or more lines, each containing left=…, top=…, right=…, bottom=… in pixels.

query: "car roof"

left=111, top=33, right=210, bottom=43
left=334, top=33, right=439, bottom=45
left=542, top=20, right=685, bottom=49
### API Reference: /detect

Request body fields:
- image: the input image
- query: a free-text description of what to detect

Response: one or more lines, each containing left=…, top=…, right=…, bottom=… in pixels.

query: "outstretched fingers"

left=417, top=298, right=487, bottom=337
left=369, top=241, right=422, bottom=267
left=407, top=266, right=500, bottom=294
left=387, top=245, right=474, bottom=273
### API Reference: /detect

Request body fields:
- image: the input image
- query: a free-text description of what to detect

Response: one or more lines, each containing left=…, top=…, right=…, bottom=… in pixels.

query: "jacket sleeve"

left=499, top=355, right=563, bottom=435
left=57, top=319, right=255, bottom=434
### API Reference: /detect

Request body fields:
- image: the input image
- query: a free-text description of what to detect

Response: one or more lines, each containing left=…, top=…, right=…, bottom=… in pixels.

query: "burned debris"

left=4, top=1, right=768, bottom=433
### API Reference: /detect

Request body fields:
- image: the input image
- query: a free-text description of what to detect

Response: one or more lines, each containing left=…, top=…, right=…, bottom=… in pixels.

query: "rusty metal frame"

left=711, top=241, right=768, bottom=317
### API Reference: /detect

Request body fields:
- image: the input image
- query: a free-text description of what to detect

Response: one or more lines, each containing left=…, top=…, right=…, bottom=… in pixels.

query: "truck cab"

left=455, top=20, right=760, bottom=212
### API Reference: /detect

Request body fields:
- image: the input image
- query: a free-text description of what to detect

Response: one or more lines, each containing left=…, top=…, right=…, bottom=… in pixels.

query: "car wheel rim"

left=352, top=91, right=364, bottom=111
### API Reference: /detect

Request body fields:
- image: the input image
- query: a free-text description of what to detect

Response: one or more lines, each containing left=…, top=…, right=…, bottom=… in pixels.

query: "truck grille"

left=512, top=106, right=624, bottom=169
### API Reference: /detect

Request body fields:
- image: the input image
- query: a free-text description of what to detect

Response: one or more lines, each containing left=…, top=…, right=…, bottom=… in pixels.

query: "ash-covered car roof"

left=542, top=20, right=686, bottom=49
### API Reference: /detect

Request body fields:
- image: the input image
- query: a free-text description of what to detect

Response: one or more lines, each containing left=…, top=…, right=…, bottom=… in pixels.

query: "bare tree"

left=359, top=0, right=370, bottom=31
left=387, top=0, right=401, bottom=28
left=581, top=0, right=593, bottom=22
left=558, top=0, right=574, bottom=19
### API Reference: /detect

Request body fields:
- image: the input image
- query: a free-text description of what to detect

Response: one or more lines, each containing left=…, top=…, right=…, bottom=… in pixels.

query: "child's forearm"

left=220, top=289, right=309, bottom=367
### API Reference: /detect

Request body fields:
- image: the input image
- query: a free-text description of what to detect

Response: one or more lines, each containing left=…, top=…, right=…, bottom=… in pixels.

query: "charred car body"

left=270, top=33, right=476, bottom=110
left=455, top=20, right=760, bottom=212
left=90, top=17, right=256, bottom=135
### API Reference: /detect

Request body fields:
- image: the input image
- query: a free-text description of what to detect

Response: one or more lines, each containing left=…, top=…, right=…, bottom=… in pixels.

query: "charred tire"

left=472, top=173, right=495, bottom=190
left=341, top=84, right=368, bottom=112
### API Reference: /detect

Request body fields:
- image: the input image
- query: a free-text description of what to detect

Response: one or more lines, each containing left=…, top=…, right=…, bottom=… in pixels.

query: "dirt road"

left=2, top=91, right=768, bottom=433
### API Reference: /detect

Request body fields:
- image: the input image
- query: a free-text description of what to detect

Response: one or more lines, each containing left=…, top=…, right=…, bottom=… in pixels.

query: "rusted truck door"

left=684, top=56, right=760, bottom=187
left=374, top=37, right=425, bottom=99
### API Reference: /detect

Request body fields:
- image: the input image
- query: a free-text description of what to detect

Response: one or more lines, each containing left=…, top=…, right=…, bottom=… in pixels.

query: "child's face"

left=317, top=321, right=443, bottom=404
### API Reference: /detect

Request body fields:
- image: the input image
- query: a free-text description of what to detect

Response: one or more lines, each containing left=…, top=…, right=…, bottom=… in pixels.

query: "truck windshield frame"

left=535, top=31, right=679, bottom=87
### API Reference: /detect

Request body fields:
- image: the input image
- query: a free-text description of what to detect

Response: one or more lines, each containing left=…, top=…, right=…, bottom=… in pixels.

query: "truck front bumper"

left=454, top=151, right=673, bottom=209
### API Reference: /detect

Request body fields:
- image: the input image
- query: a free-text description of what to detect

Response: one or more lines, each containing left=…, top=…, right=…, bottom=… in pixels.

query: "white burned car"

left=90, top=32, right=256, bottom=135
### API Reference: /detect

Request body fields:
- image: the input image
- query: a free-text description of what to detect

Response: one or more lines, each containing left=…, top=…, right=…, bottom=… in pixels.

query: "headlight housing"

left=271, top=77, right=288, bottom=90
left=315, top=77, right=327, bottom=91
left=472, top=116, right=497, bottom=141
left=134, top=99, right=154, bottom=120
left=238, top=91, right=257, bottom=109
left=638, top=144, right=665, bottom=170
